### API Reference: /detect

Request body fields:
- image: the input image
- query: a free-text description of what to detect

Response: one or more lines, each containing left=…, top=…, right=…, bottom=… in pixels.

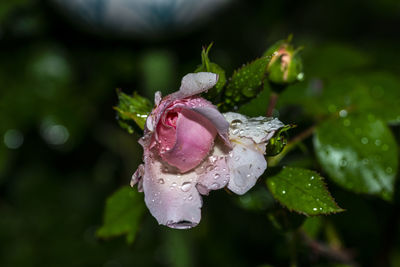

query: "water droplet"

left=339, top=109, right=348, bottom=117
left=207, top=165, right=214, bottom=172
left=307, top=183, right=311, bottom=187
left=310, top=176, right=315, bottom=180
left=158, top=178, right=165, bottom=184
left=181, top=182, right=191, bottom=192
left=234, top=156, right=240, bottom=161
left=282, top=190, right=286, bottom=194
left=339, top=159, right=348, bottom=167
left=313, top=208, right=317, bottom=211
left=375, top=139, right=382, bottom=146
left=361, top=137, right=369, bottom=144
left=188, top=195, right=193, bottom=201
left=231, top=119, right=242, bottom=127
left=209, top=155, right=218, bottom=163
left=246, top=174, right=251, bottom=178
left=297, top=72, right=304, bottom=81
left=214, top=173, right=220, bottom=180
left=211, top=183, right=219, bottom=189
left=386, top=167, right=393, bottom=174
left=232, top=129, right=240, bottom=135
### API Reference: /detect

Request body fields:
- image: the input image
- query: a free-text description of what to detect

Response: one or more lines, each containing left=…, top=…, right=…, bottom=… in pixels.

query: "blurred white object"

left=52, top=0, right=231, bottom=37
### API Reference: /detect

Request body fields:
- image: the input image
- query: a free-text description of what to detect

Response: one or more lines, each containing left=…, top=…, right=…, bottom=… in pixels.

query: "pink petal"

left=192, top=107, right=231, bottom=147
left=131, top=164, right=144, bottom=192
left=142, top=152, right=202, bottom=229
left=161, top=109, right=217, bottom=172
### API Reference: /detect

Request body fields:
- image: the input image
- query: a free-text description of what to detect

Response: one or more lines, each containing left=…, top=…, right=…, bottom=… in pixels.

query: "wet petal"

left=172, top=72, right=218, bottom=99
left=161, top=109, right=217, bottom=172
left=196, top=142, right=230, bottom=195
left=224, top=112, right=284, bottom=143
left=192, top=107, right=231, bottom=146
left=131, top=164, right=144, bottom=192
left=227, top=138, right=267, bottom=195
left=142, top=152, right=202, bottom=229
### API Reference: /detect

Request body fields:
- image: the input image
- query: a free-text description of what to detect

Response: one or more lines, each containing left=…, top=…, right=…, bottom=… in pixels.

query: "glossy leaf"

left=97, top=186, right=145, bottom=243
left=115, top=90, right=152, bottom=132
left=278, top=72, right=400, bottom=125
left=314, top=114, right=398, bottom=200
left=194, top=43, right=226, bottom=99
left=222, top=56, right=270, bottom=110
left=266, top=167, right=343, bottom=215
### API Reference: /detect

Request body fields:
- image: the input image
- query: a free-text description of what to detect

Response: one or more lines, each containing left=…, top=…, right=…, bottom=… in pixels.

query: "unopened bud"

left=264, top=35, right=304, bottom=87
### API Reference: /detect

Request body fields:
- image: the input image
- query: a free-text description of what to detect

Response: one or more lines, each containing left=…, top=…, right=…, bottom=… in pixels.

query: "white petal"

left=196, top=141, right=230, bottom=195
left=227, top=138, right=267, bottom=195
left=154, top=91, right=162, bottom=106
left=174, top=72, right=218, bottom=99
left=142, top=152, right=202, bottom=229
left=224, top=112, right=284, bottom=144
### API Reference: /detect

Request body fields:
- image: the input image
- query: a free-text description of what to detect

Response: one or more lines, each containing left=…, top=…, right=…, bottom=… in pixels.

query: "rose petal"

left=192, top=107, right=231, bottom=146
left=161, top=109, right=217, bottom=172
left=227, top=138, right=267, bottom=195
left=142, top=152, right=203, bottom=229
left=171, top=72, right=218, bottom=100
left=196, top=141, right=231, bottom=195
left=131, top=164, right=144, bottom=192
left=224, top=112, right=284, bottom=143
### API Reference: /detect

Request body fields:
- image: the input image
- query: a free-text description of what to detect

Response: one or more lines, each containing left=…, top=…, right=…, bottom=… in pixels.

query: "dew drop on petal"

left=158, top=178, right=165, bottom=184
left=181, top=182, right=192, bottom=192
left=214, top=173, right=220, bottom=180
left=211, top=183, right=219, bottom=189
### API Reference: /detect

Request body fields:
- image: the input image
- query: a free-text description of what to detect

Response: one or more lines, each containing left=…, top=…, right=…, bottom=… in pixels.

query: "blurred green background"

left=1, top=0, right=400, bottom=266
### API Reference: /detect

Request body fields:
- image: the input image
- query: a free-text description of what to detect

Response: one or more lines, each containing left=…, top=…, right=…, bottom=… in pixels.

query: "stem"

left=266, top=92, right=279, bottom=117
left=289, top=231, right=298, bottom=267
left=268, top=125, right=316, bottom=167
left=300, top=230, right=358, bottom=266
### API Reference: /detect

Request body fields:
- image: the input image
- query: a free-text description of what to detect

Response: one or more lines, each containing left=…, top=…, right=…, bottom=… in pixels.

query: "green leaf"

left=266, top=167, right=344, bottom=215
left=237, top=82, right=271, bottom=117
left=195, top=43, right=226, bottom=100
left=97, top=186, right=145, bottom=243
left=278, top=72, right=400, bottom=124
left=314, top=114, right=399, bottom=201
left=222, top=56, right=270, bottom=110
left=115, top=90, right=153, bottom=132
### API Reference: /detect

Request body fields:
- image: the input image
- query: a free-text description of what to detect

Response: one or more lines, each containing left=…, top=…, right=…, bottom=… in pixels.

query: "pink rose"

left=131, top=72, right=284, bottom=229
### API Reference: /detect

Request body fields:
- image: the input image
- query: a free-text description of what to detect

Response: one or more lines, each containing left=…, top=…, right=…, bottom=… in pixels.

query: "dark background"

left=1, top=0, right=400, bottom=266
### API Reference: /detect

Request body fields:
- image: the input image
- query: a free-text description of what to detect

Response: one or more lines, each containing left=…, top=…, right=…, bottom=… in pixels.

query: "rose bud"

left=264, top=36, right=304, bottom=88
left=131, top=72, right=285, bottom=229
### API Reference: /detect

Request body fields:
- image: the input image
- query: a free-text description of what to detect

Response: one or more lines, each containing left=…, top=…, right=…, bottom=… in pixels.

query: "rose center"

left=165, top=110, right=180, bottom=128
